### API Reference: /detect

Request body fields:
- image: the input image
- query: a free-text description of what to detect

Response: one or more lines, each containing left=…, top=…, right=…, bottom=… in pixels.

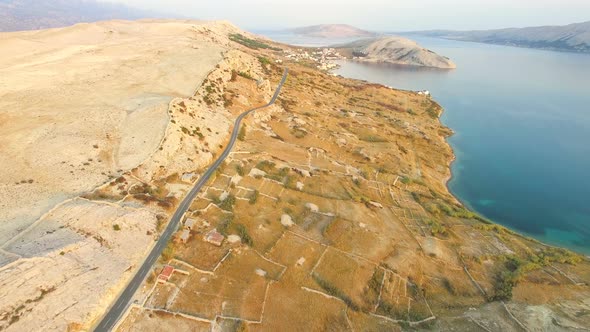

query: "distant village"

left=280, top=47, right=433, bottom=97
left=282, top=47, right=345, bottom=71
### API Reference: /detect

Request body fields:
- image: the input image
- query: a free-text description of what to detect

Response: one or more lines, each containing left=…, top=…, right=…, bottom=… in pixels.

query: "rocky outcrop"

left=342, top=36, right=456, bottom=69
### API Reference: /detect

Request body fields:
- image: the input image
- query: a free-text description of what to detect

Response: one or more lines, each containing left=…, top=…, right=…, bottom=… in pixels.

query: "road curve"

left=94, top=68, right=288, bottom=332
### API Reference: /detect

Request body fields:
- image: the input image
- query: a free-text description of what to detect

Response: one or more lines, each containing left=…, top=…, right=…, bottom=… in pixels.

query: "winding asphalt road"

left=94, top=68, right=288, bottom=332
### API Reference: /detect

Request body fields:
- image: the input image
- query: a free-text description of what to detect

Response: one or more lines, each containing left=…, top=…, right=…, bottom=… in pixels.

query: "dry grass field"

left=118, top=34, right=590, bottom=332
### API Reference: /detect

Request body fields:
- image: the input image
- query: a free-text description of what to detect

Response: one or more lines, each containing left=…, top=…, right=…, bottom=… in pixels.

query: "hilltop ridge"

left=408, top=21, right=590, bottom=53
left=291, top=24, right=376, bottom=38
left=0, top=0, right=159, bottom=32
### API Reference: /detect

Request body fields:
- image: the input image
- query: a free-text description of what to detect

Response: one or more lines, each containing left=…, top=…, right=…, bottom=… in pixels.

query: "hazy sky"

left=105, top=0, right=590, bottom=31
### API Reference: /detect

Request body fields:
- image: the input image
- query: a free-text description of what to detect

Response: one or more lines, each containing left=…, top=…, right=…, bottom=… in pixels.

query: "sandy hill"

left=0, top=0, right=158, bottom=32
left=291, top=24, right=376, bottom=38
left=0, top=19, right=274, bottom=331
left=341, top=36, right=456, bottom=69
left=410, top=21, right=590, bottom=53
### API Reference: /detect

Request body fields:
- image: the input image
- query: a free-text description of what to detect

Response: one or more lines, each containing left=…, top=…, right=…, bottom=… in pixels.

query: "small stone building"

left=205, top=229, right=225, bottom=247
left=184, top=218, right=197, bottom=230
left=179, top=229, right=191, bottom=243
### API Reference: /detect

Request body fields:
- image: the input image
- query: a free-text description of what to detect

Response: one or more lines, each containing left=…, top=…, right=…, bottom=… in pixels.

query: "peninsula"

left=338, top=36, right=457, bottom=69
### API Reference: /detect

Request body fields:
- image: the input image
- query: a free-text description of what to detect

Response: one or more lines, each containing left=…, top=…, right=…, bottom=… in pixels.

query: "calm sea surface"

left=259, top=32, right=590, bottom=254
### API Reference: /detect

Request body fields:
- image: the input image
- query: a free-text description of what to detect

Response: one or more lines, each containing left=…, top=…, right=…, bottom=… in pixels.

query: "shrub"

left=278, top=167, right=290, bottom=177
left=438, top=202, right=477, bottom=219
left=425, top=203, right=441, bottom=214
left=256, top=160, right=276, bottom=173
left=400, top=176, right=412, bottom=185
left=426, top=219, right=448, bottom=237
left=237, top=71, right=254, bottom=80
left=490, top=270, right=517, bottom=301
left=161, top=243, right=175, bottom=261
left=229, top=34, right=281, bottom=51
left=113, top=224, right=121, bottom=231
left=249, top=190, right=259, bottom=205
left=452, top=206, right=476, bottom=218
left=489, top=255, right=532, bottom=301
left=411, top=192, right=421, bottom=203
left=363, top=268, right=384, bottom=308
left=438, top=203, right=454, bottom=215
left=217, top=215, right=234, bottom=235
left=156, top=215, right=166, bottom=231
left=442, top=278, right=456, bottom=295
left=219, top=194, right=236, bottom=211
left=426, top=105, right=439, bottom=118
left=536, top=247, right=582, bottom=265
left=237, top=224, right=254, bottom=247
left=203, top=95, right=214, bottom=105
left=236, top=165, right=244, bottom=176
left=258, top=56, right=271, bottom=66
left=238, top=125, right=246, bottom=141
left=378, top=300, right=406, bottom=320
left=359, top=134, right=388, bottom=143
left=313, top=274, right=359, bottom=311
left=283, top=175, right=296, bottom=189
left=292, top=128, right=307, bottom=138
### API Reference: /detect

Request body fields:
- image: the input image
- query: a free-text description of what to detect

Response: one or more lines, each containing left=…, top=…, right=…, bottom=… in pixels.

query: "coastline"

left=409, top=36, right=590, bottom=55
left=436, top=88, right=590, bottom=258
left=330, top=58, right=590, bottom=257
left=349, top=57, right=457, bottom=70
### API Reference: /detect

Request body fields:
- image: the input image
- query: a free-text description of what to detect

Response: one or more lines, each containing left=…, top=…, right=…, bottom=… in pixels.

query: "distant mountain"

left=408, top=21, right=590, bottom=53
left=338, top=36, right=456, bottom=69
left=0, top=0, right=160, bottom=32
left=290, top=24, right=376, bottom=38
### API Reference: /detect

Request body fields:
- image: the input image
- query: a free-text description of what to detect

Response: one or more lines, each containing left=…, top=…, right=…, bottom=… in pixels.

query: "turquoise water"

left=260, top=32, right=590, bottom=254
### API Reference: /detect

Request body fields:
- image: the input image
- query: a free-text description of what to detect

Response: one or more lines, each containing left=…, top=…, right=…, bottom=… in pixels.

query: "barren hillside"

left=0, top=19, right=273, bottom=331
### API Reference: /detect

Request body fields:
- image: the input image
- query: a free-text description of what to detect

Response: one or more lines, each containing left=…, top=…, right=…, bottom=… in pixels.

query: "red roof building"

left=157, top=265, right=174, bottom=283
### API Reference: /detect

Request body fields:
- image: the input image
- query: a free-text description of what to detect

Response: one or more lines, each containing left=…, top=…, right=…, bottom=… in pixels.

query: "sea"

left=256, top=31, right=590, bottom=255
